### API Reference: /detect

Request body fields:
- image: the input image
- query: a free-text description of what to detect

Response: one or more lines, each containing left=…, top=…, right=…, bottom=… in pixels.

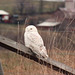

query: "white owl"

left=24, top=25, right=48, bottom=59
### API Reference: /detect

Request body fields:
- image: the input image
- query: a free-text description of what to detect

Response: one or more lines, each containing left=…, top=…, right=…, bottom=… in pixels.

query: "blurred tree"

left=39, top=0, right=43, bottom=14
left=25, top=1, right=37, bottom=15
left=16, top=0, right=36, bottom=15
left=26, top=5, right=36, bottom=15
left=17, top=0, right=25, bottom=15
left=16, top=0, right=27, bottom=15
left=49, top=2, right=65, bottom=13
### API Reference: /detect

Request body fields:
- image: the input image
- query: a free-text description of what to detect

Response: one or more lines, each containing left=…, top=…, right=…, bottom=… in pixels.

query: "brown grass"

left=0, top=24, right=75, bottom=75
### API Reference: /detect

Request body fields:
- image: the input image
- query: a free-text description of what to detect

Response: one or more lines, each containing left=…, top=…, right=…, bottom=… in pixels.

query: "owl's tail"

left=40, top=48, right=48, bottom=59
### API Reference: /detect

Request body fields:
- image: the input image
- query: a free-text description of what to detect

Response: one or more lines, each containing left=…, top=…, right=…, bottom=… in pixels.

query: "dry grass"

left=0, top=50, right=64, bottom=75
left=0, top=24, right=75, bottom=75
left=39, top=30, right=75, bottom=69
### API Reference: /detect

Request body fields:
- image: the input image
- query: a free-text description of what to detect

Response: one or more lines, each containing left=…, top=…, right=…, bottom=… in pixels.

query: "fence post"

left=0, top=62, right=4, bottom=75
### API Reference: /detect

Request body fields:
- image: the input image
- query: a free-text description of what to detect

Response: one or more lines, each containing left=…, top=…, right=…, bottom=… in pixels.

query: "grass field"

left=0, top=24, right=75, bottom=75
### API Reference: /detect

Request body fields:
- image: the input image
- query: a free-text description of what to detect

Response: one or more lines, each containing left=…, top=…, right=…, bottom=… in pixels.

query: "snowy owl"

left=24, top=25, right=48, bottom=59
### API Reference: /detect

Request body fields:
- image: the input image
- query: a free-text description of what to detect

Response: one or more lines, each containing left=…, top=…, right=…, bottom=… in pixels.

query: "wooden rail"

left=0, top=35, right=75, bottom=75
left=0, top=62, right=4, bottom=75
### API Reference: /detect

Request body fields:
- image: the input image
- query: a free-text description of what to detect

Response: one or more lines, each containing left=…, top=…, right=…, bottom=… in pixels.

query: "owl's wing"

left=26, top=32, right=48, bottom=59
left=27, top=32, right=44, bottom=47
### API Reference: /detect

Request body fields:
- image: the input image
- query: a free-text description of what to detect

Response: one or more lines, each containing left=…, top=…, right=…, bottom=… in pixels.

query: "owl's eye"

left=30, top=28, right=32, bottom=30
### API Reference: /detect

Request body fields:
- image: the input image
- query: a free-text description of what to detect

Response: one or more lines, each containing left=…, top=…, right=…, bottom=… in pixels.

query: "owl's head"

left=25, top=25, right=38, bottom=32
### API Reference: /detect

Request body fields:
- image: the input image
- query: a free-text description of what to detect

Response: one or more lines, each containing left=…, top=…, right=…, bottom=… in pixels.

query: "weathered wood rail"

left=0, top=35, right=75, bottom=75
left=0, top=62, right=4, bottom=75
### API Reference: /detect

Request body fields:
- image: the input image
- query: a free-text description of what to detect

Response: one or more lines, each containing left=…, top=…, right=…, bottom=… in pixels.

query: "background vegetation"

left=0, top=0, right=64, bottom=14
